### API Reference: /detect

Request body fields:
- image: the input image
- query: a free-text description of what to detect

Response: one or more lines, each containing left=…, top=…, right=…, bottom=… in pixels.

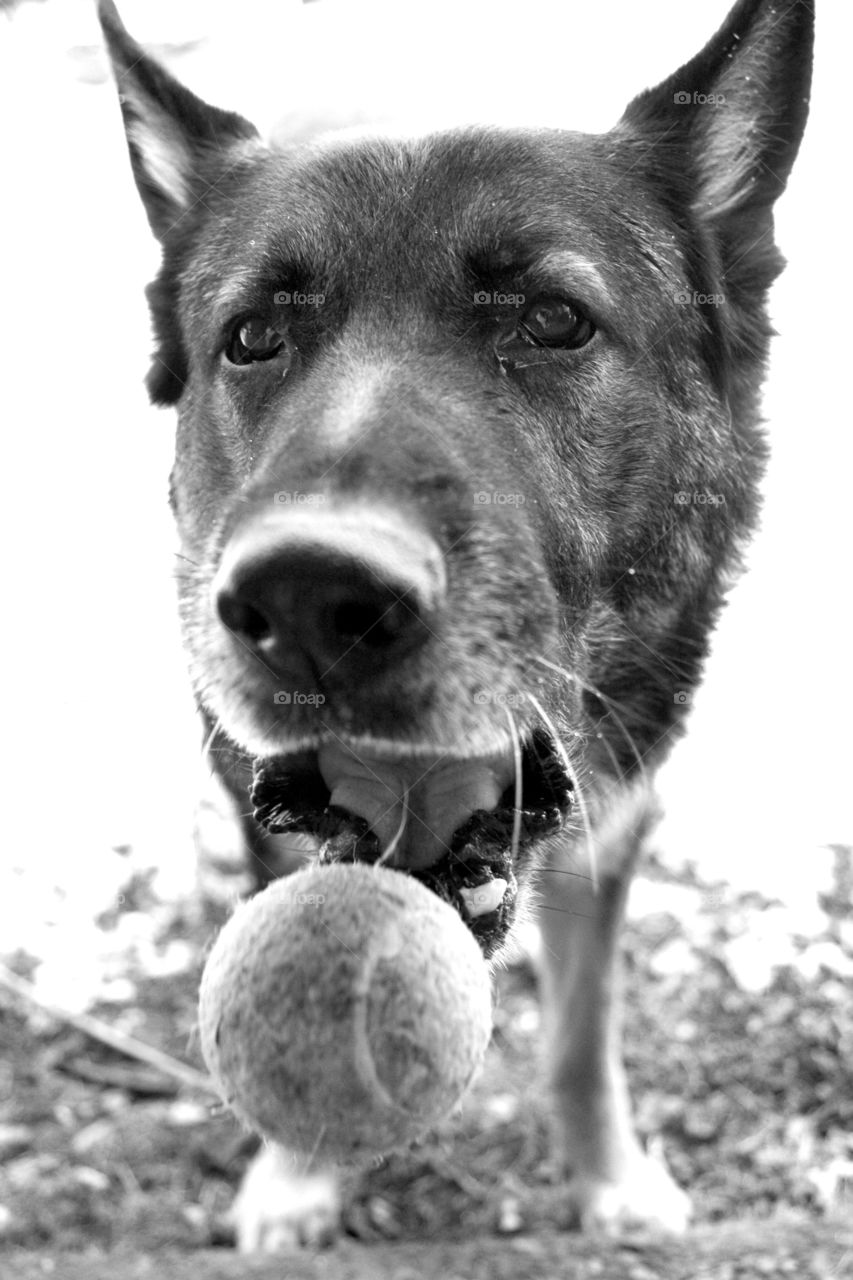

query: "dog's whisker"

left=525, top=691, right=597, bottom=892
left=534, top=656, right=648, bottom=785
left=201, top=716, right=227, bottom=772
left=503, top=705, right=523, bottom=870
left=539, top=865, right=597, bottom=881
left=536, top=903, right=597, bottom=920
left=604, top=618, right=701, bottom=684
left=376, top=788, right=410, bottom=866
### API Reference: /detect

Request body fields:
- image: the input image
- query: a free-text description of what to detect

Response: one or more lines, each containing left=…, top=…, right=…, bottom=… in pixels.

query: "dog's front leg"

left=538, top=782, right=691, bottom=1233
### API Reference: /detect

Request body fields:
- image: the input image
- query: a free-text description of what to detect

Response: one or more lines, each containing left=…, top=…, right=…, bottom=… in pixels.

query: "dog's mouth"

left=250, top=727, right=574, bottom=956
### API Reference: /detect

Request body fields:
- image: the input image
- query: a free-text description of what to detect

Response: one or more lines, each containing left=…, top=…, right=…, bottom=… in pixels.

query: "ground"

left=1, top=847, right=851, bottom=1277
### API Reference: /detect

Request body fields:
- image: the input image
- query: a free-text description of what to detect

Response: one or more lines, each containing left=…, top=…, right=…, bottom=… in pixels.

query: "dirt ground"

left=1, top=849, right=851, bottom=1277
left=3, top=1220, right=853, bottom=1280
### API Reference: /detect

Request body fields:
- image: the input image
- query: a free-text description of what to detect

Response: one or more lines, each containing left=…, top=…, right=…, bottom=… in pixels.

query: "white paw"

left=568, top=1152, right=691, bottom=1235
left=231, top=1143, right=341, bottom=1253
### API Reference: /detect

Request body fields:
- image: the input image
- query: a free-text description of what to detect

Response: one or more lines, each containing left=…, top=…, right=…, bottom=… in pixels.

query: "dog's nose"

left=213, top=505, right=446, bottom=680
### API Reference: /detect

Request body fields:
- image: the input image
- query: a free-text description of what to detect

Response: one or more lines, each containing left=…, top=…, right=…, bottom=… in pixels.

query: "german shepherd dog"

left=99, top=0, right=812, bottom=1252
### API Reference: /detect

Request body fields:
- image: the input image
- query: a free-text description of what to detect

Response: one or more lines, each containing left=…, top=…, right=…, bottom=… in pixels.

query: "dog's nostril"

left=218, top=596, right=272, bottom=644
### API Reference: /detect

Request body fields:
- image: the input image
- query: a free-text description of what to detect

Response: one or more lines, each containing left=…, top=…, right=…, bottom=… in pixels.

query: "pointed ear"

left=621, top=0, right=813, bottom=266
left=98, top=0, right=260, bottom=240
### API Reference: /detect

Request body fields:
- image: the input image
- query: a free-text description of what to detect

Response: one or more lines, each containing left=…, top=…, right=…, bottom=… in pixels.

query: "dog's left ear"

left=98, top=0, right=260, bottom=240
left=621, top=0, right=813, bottom=277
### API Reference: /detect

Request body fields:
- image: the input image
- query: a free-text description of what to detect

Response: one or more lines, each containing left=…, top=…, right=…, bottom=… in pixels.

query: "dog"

left=99, top=0, right=812, bottom=1253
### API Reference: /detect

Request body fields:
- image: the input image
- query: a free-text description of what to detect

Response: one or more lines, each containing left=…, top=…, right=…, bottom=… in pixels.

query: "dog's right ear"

left=98, top=0, right=259, bottom=240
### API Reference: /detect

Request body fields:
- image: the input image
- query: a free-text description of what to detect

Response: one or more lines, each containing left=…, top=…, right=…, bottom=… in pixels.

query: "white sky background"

left=0, top=0, right=849, bottom=968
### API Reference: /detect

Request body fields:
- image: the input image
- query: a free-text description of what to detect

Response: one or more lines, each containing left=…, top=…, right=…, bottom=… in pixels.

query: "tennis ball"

left=198, top=862, right=493, bottom=1163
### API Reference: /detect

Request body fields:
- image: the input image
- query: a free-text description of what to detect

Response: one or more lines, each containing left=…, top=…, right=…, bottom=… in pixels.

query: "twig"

left=0, top=961, right=217, bottom=1097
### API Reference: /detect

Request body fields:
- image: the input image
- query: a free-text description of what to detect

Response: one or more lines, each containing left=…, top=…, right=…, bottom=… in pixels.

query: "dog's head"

left=100, top=0, right=811, bottom=953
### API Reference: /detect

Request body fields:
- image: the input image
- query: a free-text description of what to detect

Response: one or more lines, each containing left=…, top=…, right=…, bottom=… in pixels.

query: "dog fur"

left=100, top=0, right=812, bottom=1251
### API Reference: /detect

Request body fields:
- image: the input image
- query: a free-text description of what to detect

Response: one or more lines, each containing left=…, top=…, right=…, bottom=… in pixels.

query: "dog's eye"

left=225, top=317, right=288, bottom=366
left=518, top=299, right=595, bottom=349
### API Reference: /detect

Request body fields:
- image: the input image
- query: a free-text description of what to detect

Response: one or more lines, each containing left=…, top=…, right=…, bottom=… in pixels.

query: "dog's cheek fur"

left=145, top=268, right=188, bottom=405
left=524, top=309, right=764, bottom=775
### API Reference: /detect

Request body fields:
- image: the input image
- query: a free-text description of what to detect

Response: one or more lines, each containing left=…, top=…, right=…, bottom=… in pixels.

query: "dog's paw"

left=231, top=1144, right=341, bottom=1253
left=567, top=1154, right=691, bottom=1235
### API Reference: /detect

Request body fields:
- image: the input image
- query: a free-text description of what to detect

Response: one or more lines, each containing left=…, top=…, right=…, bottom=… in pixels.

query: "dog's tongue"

left=317, top=741, right=512, bottom=869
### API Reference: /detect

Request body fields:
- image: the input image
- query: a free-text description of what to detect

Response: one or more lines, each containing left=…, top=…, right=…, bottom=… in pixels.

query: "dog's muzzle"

left=251, top=728, right=574, bottom=957
left=213, top=500, right=575, bottom=955
left=213, top=504, right=445, bottom=685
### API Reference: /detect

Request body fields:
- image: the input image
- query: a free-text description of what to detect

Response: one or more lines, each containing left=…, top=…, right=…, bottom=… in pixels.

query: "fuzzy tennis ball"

left=198, top=862, right=493, bottom=1163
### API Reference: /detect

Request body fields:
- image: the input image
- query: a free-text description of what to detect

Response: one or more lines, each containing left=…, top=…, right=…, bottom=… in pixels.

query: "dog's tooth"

left=459, top=879, right=508, bottom=919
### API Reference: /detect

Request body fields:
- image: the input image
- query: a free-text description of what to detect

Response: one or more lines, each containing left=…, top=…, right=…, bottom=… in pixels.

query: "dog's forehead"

left=190, top=127, right=684, bottom=298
